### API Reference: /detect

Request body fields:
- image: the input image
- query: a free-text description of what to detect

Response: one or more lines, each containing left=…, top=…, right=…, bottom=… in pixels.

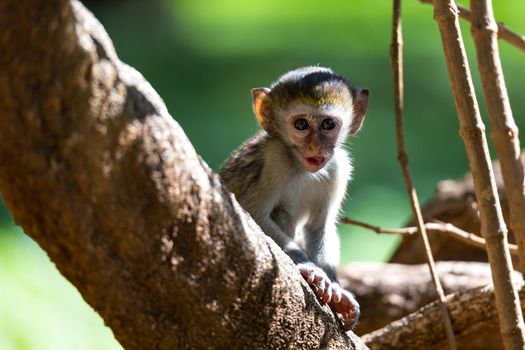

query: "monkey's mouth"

left=305, top=156, right=326, bottom=167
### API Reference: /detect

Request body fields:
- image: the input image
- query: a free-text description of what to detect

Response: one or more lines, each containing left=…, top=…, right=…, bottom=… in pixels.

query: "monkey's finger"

left=331, top=286, right=342, bottom=304
left=299, top=267, right=316, bottom=284
left=321, top=283, right=332, bottom=304
left=315, top=277, right=326, bottom=298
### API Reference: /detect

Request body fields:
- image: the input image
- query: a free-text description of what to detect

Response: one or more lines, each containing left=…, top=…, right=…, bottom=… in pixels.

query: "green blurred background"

left=1, top=0, right=524, bottom=348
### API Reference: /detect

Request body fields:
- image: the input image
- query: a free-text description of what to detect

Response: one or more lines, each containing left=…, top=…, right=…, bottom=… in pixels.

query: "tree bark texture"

left=0, top=1, right=367, bottom=349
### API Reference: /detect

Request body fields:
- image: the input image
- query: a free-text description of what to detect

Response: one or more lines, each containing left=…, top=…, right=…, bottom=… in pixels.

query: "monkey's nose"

left=307, top=143, right=322, bottom=154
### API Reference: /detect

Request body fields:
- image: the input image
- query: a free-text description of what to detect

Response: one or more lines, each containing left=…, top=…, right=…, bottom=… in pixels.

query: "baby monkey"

left=220, top=66, right=368, bottom=330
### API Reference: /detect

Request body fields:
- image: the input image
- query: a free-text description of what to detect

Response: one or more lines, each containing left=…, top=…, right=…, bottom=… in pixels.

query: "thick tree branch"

left=0, top=1, right=366, bottom=349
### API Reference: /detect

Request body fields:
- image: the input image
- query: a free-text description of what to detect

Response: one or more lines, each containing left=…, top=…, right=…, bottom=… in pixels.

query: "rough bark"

left=470, top=0, right=525, bottom=273
left=0, top=1, right=367, bottom=349
left=432, top=1, right=524, bottom=346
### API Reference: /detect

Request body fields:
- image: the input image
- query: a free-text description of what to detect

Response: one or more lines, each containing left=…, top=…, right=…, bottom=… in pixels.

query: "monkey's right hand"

left=297, top=262, right=334, bottom=304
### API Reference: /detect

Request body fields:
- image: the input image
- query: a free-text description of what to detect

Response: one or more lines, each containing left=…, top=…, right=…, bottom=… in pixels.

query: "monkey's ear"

left=349, top=87, right=369, bottom=135
left=251, top=87, right=272, bottom=131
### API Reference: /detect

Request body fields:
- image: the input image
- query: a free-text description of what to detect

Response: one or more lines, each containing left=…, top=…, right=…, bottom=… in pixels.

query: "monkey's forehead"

left=273, top=83, right=354, bottom=111
left=278, top=99, right=353, bottom=119
left=292, top=93, right=352, bottom=106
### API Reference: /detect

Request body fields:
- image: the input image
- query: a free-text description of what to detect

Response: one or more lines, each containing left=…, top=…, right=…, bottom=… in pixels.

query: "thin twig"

left=390, top=1, right=457, bottom=349
left=340, top=217, right=519, bottom=256
left=432, top=0, right=525, bottom=348
left=470, top=0, right=525, bottom=274
left=420, top=0, right=525, bottom=52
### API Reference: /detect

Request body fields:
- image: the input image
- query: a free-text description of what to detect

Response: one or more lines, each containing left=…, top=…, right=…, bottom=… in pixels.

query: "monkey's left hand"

left=329, top=284, right=360, bottom=331
left=297, top=263, right=360, bottom=331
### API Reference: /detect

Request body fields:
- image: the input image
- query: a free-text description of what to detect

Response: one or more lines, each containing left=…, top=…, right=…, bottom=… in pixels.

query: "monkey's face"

left=286, top=114, right=342, bottom=173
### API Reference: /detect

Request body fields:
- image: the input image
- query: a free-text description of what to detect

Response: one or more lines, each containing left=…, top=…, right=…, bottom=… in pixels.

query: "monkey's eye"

left=321, top=118, right=337, bottom=130
left=293, top=118, right=309, bottom=131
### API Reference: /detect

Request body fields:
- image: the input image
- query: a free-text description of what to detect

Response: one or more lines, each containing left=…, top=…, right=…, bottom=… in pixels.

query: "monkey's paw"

left=329, top=284, right=360, bottom=331
left=297, top=263, right=334, bottom=304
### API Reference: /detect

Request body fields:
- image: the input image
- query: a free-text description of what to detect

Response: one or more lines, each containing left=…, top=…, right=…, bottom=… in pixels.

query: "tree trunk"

left=0, top=1, right=366, bottom=349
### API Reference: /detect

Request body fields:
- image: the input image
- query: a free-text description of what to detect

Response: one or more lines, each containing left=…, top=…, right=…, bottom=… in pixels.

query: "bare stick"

left=432, top=1, right=525, bottom=348
left=340, top=217, right=519, bottom=255
left=390, top=1, right=457, bottom=348
left=420, top=0, right=525, bottom=52
left=470, top=0, right=525, bottom=274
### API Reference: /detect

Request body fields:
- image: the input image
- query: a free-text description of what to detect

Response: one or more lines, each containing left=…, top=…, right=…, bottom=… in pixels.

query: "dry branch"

left=390, top=1, right=456, bottom=348
left=420, top=0, right=525, bottom=52
left=0, top=1, right=367, bottom=349
left=432, top=0, right=525, bottom=348
left=470, top=0, right=525, bottom=273
left=341, top=217, right=519, bottom=255
left=362, top=280, right=525, bottom=350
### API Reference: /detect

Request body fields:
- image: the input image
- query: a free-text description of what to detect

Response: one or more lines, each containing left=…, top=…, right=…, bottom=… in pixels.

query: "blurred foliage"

left=0, top=227, right=123, bottom=350
left=1, top=0, right=524, bottom=348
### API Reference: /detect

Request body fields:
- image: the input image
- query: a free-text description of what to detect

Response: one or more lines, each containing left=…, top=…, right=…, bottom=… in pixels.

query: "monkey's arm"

left=261, top=217, right=336, bottom=304
left=245, top=202, right=336, bottom=304
left=252, top=206, right=310, bottom=262
left=319, top=225, right=360, bottom=330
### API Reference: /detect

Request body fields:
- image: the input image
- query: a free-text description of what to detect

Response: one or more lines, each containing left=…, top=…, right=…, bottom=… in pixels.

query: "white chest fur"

left=274, top=148, right=351, bottom=238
